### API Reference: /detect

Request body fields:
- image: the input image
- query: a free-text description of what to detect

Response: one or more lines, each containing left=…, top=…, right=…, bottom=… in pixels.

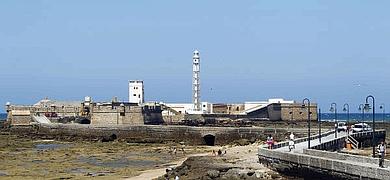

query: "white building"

left=243, top=98, right=294, bottom=114
left=129, top=80, right=144, bottom=104
left=161, top=102, right=213, bottom=116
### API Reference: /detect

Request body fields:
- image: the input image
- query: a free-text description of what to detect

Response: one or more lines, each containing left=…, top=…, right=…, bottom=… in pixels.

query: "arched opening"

left=110, top=134, right=117, bottom=141
left=102, top=134, right=117, bottom=142
left=203, top=134, right=215, bottom=146
left=79, top=119, right=91, bottom=124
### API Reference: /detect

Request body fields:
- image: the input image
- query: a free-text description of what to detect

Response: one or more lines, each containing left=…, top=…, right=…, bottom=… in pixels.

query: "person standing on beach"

left=378, top=141, right=386, bottom=168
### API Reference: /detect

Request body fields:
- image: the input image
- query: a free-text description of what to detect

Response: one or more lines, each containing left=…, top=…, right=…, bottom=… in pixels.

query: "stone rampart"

left=9, top=124, right=298, bottom=145
left=280, top=103, right=318, bottom=121
left=90, top=105, right=144, bottom=125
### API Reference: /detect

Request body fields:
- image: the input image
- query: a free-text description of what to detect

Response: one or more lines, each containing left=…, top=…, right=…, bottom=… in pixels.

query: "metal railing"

left=347, top=135, right=359, bottom=149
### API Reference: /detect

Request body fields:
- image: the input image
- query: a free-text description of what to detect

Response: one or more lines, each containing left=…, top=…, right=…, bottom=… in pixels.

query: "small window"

left=138, top=95, right=140, bottom=98
left=203, top=105, right=206, bottom=107
left=120, top=112, right=125, bottom=116
left=133, top=94, right=136, bottom=96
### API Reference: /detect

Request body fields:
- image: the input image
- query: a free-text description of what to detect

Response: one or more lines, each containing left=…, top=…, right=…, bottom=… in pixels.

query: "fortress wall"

left=280, top=104, right=318, bottom=121
left=9, top=124, right=294, bottom=145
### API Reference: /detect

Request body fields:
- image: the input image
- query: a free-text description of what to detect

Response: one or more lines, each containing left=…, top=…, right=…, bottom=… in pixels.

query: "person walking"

left=288, top=132, right=294, bottom=151
left=289, top=132, right=295, bottom=140
left=378, top=141, right=386, bottom=168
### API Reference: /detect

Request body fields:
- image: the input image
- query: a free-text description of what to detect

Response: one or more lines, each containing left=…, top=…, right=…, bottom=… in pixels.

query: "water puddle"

left=78, top=156, right=159, bottom=168
left=34, top=143, right=70, bottom=151
left=0, top=171, right=7, bottom=176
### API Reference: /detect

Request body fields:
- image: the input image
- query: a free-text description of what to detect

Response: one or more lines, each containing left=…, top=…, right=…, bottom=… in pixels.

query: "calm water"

left=0, top=113, right=6, bottom=121
left=320, top=113, right=390, bottom=122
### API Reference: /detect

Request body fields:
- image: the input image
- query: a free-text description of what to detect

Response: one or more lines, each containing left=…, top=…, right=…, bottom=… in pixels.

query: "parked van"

left=351, top=123, right=372, bottom=133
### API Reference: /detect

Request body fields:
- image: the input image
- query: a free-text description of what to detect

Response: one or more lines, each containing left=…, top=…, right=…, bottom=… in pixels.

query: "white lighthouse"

left=192, top=50, right=201, bottom=111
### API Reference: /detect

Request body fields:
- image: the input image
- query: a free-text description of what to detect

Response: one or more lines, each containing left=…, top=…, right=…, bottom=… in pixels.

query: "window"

left=203, top=105, right=206, bottom=107
left=138, top=95, right=140, bottom=98
left=133, top=94, right=136, bottom=96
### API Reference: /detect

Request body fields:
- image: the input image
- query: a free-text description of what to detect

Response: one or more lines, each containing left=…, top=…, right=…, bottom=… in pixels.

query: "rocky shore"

left=159, top=143, right=299, bottom=180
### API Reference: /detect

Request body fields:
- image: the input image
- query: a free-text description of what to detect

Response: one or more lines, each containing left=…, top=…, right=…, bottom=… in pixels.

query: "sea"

left=0, top=113, right=7, bottom=121
left=320, top=113, right=390, bottom=123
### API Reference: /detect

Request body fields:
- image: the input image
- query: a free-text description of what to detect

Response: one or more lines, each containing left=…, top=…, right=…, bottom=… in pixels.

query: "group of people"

left=211, top=149, right=226, bottom=156
left=266, top=132, right=295, bottom=150
left=169, top=145, right=186, bottom=155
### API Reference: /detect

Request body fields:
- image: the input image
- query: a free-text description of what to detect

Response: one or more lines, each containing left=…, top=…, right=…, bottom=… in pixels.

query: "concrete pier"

left=258, top=130, right=388, bottom=179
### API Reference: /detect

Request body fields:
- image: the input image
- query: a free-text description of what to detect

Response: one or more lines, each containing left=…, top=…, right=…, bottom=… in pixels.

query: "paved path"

left=274, top=130, right=390, bottom=171
left=276, top=131, right=347, bottom=153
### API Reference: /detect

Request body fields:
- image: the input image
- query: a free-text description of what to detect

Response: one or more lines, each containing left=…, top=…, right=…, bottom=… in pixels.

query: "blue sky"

left=1, top=1, right=390, bottom=113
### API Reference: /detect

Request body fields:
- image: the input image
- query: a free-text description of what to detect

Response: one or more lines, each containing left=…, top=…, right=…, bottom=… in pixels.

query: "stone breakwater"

left=8, top=124, right=305, bottom=145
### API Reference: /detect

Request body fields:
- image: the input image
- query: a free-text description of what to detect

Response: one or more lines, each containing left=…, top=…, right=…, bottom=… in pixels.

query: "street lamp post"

left=289, top=106, right=294, bottom=130
left=330, top=103, right=337, bottom=138
left=343, top=103, right=350, bottom=134
left=318, top=108, right=322, bottom=143
left=302, top=98, right=311, bottom=149
left=358, top=104, right=365, bottom=124
left=380, top=104, right=385, bottom=124
left=364, top=95, right=376, bottom=158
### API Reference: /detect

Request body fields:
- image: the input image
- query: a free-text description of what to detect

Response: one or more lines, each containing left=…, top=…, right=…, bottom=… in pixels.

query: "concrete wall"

left=163, top=114, right=185, bottom=124
left=259, top=130, right=387, bottom=179
left=280, top=103, right=318, bottom=121
left=90, top=105, right=144, bottom=125
left=259, top=146, right=390, bottom=179
left=303, top=149, right=390, bottom=168
left=9, top=115, right=31, bottom=125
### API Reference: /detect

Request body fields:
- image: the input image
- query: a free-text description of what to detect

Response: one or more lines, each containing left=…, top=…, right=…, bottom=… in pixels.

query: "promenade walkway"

left=276, top=131, right=347, bottom=153
left=259, top=130, right=390, bottom=179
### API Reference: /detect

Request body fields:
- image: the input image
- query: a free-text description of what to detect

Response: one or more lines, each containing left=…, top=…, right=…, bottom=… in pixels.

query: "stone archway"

left=80, top=119, right=91, bottom=124
left=203, top=134, right=216, bottom=146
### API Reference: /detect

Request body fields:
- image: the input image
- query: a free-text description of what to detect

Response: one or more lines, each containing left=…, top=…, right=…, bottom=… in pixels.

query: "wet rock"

left=0, top=171, right=7, bottom=176
left=221, top=169, right=240, bottom=179
left=207, top=170, right=220, bottom=178
left=247, top=170, right=255, bottom=176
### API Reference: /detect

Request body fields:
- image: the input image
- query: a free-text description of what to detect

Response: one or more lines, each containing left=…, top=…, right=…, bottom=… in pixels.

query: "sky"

left=1, top=1, right=390, bottom=113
